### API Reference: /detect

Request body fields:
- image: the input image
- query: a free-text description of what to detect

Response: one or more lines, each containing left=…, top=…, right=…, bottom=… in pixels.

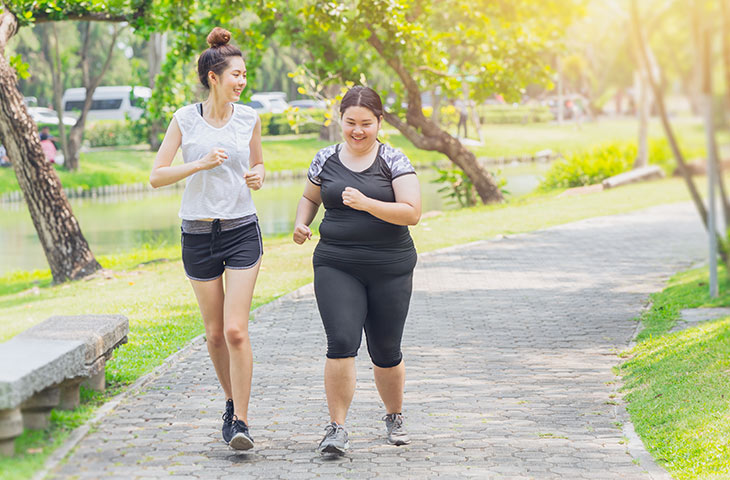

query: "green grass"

left=0, top=116, right=720, bottom=194
left=619, top=266, right=730, bottom=479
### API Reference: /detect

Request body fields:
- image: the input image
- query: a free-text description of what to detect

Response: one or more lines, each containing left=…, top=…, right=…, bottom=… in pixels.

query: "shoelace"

left=232, top=415, right=249, bottom=432
left=222, top=409, right=233, bottom=423
left=383, top=414, right=403, bottom=430
left=324, top=422, right=343, bottom=436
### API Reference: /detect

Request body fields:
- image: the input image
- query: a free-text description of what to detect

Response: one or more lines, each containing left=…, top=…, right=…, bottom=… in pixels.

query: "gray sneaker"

left=317, top=422, right=349, bottom=455
left=383, top=413, right=410, bottom=445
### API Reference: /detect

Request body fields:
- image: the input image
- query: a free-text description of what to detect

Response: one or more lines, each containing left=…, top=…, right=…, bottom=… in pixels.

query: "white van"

left=246, top=92, right=289, bottom=114
left=62, top=86, right=151, bottom=121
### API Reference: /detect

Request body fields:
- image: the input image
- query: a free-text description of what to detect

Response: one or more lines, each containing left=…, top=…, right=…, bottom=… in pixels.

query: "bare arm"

left=149, top=117, right=226, bottom=188
left=293, top=180, right=322, bottom=244
left=341, top=173, right=421, bottom=226
left=244, top=116, right=265, bottom=190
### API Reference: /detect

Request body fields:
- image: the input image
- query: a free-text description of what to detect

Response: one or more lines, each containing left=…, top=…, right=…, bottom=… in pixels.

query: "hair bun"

left=207, top=27, right=231, bottom=48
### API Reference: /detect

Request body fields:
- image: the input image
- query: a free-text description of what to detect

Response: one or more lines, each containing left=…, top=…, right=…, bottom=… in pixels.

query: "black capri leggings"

left=313, top=252, right=417, bottom=368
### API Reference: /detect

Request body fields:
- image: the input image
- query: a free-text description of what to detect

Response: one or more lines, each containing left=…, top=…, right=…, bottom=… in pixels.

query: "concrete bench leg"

left=21, top=387, right=60, bottom=430
left=82, top=370, right=105, bottom=392
left=0, top=408, right=23, bottom=456
left=59, top=378, right=83, bottom=410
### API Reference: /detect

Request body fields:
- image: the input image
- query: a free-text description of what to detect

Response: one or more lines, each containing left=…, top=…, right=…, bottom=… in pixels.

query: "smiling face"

left=209, top=56, right=247, bottom=102
left=341, top=106, right=381, bottom=154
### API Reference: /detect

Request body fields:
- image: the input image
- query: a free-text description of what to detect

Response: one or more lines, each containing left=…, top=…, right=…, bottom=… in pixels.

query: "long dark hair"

left=339, top=86, right=384, bottom=119
left=197, top=27, right=243, bottom=89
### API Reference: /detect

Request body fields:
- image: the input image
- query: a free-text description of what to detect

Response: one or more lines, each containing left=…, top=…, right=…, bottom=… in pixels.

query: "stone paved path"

left=48, top=203, right=705, bottom=479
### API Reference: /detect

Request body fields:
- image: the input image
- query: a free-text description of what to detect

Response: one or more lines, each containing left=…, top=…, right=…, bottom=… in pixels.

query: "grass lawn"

left=619, top=266, right=730, bottom=479
left=0, top=116, right=720, bottom=195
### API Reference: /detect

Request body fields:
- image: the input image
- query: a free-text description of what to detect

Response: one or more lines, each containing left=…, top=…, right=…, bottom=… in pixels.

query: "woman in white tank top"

left=149, top=27, right=263, bottom=451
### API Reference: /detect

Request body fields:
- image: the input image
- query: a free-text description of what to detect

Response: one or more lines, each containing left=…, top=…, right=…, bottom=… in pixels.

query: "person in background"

left=0, top=144, right=10, bottom=167
left=39, top=128, right=57, bottom=163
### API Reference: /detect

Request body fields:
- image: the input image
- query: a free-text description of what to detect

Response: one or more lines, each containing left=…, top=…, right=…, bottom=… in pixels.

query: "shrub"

left=431, top=166, right=507, bottom=207
left=259, top=110, right=326, bottom=136
left=539, top=143, right=636, bottom=190
left=85, top=121, right=146, bottom=147
left=538, top=138, right=697, bottom=191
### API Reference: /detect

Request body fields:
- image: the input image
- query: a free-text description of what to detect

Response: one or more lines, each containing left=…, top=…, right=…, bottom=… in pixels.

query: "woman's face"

left=341, top=106, right=381, bottom=153
left=210, top=56, right=247, bottom=102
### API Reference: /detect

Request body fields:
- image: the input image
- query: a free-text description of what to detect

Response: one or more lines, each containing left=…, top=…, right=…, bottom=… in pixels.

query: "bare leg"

left=373, top=360, right=405, bottom=414
left=325, top=357, right=356, bottom=425
left=223, top=262, right=261, bottom=424
left=189, top=276, right=231, bottom=399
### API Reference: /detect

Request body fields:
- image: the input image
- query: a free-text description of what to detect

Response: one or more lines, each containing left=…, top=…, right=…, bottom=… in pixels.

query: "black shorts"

left=181, top=220, right=263, bottom=281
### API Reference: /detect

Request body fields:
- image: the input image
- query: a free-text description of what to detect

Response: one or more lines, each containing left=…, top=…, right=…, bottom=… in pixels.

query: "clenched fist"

left=341, top=186, right=371, bottom=211
left=293, top=223, right=312, bottom=244
left=245, top=170, right=263, bottom=190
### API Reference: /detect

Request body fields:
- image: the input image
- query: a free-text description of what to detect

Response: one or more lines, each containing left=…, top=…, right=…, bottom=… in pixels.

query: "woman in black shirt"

left=293, top=86, right=421, bottom=455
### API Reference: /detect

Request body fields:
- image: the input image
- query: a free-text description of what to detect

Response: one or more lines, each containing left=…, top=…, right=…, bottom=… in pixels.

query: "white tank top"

left=173, top=103, right=258, bottom=220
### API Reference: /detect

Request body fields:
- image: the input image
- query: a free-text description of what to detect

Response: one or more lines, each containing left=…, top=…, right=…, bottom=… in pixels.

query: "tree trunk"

left=430, top=88, right=441, bottom=126
left=39, top=24, right=70, bottom=163
left=66, top=22, right=120, bottom=170
left=634, top=69, right=649, bottom=169
left=147, top=32, right=166, bottom=150
left=0, top=13, right=101, bottom=283
left=721, top=0, right=730, bottom=112
left=384, top=110, right=503, bottom=203
left=631, top=0, right=729, bottom=266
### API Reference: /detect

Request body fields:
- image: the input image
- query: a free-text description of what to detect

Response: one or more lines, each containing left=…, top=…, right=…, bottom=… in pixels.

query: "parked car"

left=28, top=107, right=77, bottom=126
left=243, top=92, right=290, bottom=114
left=23, top=96, right=38, bottom=107
left=288, top=99, right=326, bottom=110
left=62, top=85, right=151, bottom=121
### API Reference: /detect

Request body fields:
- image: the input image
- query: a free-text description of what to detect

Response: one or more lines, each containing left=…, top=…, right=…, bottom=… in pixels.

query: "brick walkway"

left=48, top=203, right=705, bottom=479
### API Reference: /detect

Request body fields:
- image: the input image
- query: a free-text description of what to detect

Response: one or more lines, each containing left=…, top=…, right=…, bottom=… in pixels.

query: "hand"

left=244, top=170, right=263, bottom=190
left=293, top=223, right=312, bottom=244
left=342, top=187, right=370, bottom=211
left=199, top=148, right=227, bottom=170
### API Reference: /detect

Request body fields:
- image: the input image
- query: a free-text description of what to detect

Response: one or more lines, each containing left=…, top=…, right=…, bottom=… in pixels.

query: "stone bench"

left=602, top=165, right=665, bottom=189
left=0, top=314, right=128, bottom=456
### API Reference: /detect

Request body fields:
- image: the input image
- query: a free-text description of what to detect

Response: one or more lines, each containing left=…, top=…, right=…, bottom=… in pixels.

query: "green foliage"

left=538, top=138, right=701, bottom=190
left=431, top=166, right=507, bottom=208
left=540, top=142, right=636, bottom=190
left=620, top=266, right=730, bottom=479
left=139, top=1, right=275, bottom=146
left=85, top=121, right=146, bottom=147
left=431, top=167, right=479, bottom=207
left=259, top=110, right=325, bottom=136
left=9, top=54, right=30, bottom=79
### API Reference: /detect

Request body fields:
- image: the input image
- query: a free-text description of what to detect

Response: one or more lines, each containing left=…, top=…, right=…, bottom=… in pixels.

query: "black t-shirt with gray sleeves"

left=307, top=142, right=417, bottom=264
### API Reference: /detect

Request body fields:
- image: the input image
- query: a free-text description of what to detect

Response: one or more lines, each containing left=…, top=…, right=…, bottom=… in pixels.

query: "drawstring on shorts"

left=210, top=219, right=222, bottom=255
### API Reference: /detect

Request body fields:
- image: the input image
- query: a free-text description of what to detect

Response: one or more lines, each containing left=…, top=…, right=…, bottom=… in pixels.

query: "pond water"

left=0, top=165, right=549, bottom=275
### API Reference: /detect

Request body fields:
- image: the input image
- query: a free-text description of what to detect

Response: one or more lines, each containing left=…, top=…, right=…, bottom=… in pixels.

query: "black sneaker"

left=317, top=422, right=349, bottom=455
left=383, top=413, right=410, bottom=445
left=222, top=399, right=234, bottom=444
left=229, top=418, right=254, bottom=450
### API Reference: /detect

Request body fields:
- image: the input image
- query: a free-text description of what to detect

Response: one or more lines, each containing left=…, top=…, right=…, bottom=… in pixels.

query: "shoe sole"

left=229, top=433, right=254, bottom=451
left=318, top=442, right=349, bottom=455
left=388, top=437, right=410, bottom=446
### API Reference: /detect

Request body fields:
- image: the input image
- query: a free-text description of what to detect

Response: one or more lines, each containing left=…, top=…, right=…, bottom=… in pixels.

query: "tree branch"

left=91, top=25, right=121, bottom=91
left=0, top=12, right=18, bottom=49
